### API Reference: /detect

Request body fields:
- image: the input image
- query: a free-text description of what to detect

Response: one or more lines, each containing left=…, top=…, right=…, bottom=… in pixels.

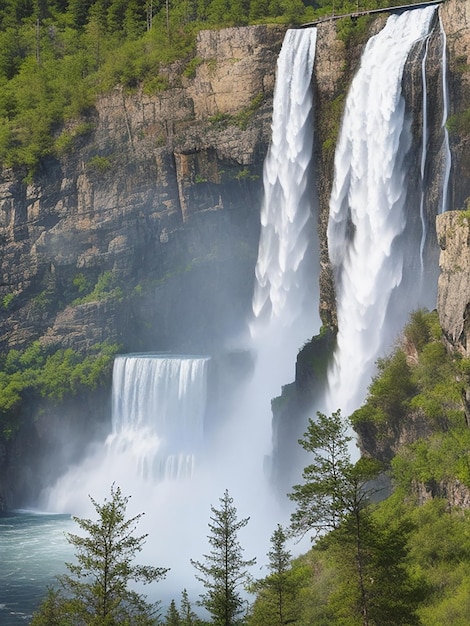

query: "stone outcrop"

left=0, top=25, right=287, bottom=510
left=437, top=210, right=470, bottom=356
left=0, top=25, right=286, bottom=358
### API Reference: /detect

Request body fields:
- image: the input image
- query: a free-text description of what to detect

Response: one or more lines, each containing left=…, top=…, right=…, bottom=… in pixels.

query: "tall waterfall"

left=439, top=14, right=451, bottom=214
left=326, top=6, right=438, bottom=418
left=243, top=26, right=320, bottom=471
left=108, top=355, right=208, bottom=480
left=251, top=27, right=318, bottom=340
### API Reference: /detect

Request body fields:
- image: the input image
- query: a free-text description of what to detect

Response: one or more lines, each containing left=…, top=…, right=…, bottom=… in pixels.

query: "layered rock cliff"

left=1, top=0, right=470, bottom=510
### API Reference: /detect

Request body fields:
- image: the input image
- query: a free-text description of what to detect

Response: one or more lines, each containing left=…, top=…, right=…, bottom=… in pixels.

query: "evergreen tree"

left=165, top=598, right=182, bottom=626
left=288, top=410, right=381, bottom=626
left=30, top=588, right=68, bottom=626
left=31, top=483, right=169, bottom=625
left=288, top=409, right=380, bottom=538
left=191, top=489, right=256, bottom=626
left=248, top=524, right=304, bottom=626
left=180, top=588, right=198, bottom=626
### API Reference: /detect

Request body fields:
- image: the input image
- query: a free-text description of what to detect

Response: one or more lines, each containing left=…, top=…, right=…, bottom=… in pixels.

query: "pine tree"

left=180, top=588, right=198, bottom=626
left=248, top=525, right=307, bottom=626
left=165, top=599, right=181, bottom=626
left=288, top=409, right=380, bottom=538
left=191, top=489, right=256, bottom=626
left=288, top=410, right=382, bottom=626
left=31, top=483, right=169, bottom=625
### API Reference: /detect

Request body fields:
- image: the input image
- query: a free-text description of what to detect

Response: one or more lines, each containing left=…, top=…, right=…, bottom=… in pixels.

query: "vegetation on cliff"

left=0, top=0, right=429, bottom=176
left=0, top=340, right=119, bottom=439
left=248, top=310, right=470, bottom=625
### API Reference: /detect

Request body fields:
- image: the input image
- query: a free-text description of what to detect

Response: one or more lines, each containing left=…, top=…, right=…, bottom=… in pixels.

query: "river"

left=0, top=511, right=73, bottom=625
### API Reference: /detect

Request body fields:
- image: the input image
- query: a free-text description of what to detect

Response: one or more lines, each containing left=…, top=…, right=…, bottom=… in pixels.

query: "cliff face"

left=0, top=25, right=285, bottom=357
left=0, top=25, right=286, bottom=509
left=437, top=211, right=470, bottom=356
left=1, top=1, right=470, bottom=509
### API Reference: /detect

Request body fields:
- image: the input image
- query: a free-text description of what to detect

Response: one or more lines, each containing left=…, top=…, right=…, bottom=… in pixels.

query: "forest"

left=0, top=0, right=419, bottom=177
left=29, top=310, right=470, bottom=625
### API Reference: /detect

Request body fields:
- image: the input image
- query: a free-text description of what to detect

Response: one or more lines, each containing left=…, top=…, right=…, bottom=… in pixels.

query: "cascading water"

left=419, top=34, right=431, bottom=269
left=326, top=6, right=440, bottom=419
left=108, top=355, right=209, bottom=480
left=237, top=26, right=320, bottom=474
left=251, top=27, right=319, bottom=340
left=439, top=14, right=451, bottom=215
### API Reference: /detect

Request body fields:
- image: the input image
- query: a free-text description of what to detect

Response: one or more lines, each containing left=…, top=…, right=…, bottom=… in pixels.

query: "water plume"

left=325, top=6, right=439, bottom=420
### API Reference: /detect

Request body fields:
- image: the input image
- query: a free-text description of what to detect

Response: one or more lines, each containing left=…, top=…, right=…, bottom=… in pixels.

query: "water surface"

left=0, top=512, right=73, bottom=625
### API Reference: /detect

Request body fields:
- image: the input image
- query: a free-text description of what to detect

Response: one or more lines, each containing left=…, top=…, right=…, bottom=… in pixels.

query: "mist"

left=40, top=27, right=320, bottom=611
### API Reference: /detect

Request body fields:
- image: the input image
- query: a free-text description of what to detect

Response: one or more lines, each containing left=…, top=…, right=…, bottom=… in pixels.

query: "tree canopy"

left=31, top=483, right=169, bottom=625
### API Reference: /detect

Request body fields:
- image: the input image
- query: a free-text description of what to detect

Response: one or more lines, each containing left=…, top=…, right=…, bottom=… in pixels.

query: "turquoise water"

left=0, top=512, right=74, bottom=625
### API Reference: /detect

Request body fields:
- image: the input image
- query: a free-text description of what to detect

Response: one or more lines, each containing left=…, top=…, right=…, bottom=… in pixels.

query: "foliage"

left=72, top=270, right=123, bottom=304
left=0, top=340, right=120, bottom=438
left=180, top=588, right=199, bottom=626
left=351, top=309, right=465, bottom=438
left=30, top=587, right=70, bottom=626
left=191, top=489, right=256, bottom=626
left=31, top=483, right=169, bottom=625
left=289, top=409, right=381, bottom=538
left=447, top=109, right=470, bottom=138
left=248, top=524, right=308, bottom=626
left=0, top=0, right=425, bottom=174
left=165, top=599, right=182, bottom=625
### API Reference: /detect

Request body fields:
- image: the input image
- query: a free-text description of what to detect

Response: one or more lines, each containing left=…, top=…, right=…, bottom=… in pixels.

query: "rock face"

left=437, top=211, right=470, bottom=356
left=0, top=25, right=286, bottom=509
left=0, top=25, right=285, bottom=357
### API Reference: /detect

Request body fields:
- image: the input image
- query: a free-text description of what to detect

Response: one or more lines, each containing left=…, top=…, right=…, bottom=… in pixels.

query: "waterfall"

left=439, top=13, right=451, bottom=214
left=244, top=26, right=320, bottom=473
left=251, top=27, right=319, bottom=346
left=419, top=34, right=431, bottom=270
left=326, top=6, right=438, bottom=418
left=108, top=355, right=209, bottom=480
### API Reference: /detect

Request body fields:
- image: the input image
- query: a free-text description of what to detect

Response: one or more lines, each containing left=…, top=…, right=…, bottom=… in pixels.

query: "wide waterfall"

left=108, top=355, right=209, bottom=480
left=326, top=6, right=439, bottom=418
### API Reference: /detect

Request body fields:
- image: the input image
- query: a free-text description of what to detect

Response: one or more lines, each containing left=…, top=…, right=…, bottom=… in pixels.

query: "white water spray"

left=242, top=26, right=320, bottom=475
left=419, top=34, right=431, bottom=270
left=326, top=7, right=437, bottom=418
left=251, top=27, right=319, bottom=341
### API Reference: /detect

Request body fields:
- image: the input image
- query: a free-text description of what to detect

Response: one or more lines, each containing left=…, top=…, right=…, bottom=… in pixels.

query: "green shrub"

left=87, top=155, right=112, bottom=174
left=0, top=341, right=121, bottom=438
